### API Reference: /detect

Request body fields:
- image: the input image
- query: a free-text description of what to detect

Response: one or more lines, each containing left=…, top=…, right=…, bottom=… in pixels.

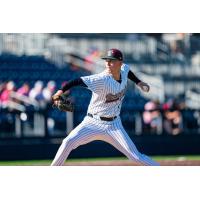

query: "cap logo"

left=108, top=50, right=113, bottom=56
left=101, top=49, right=123, bottom=61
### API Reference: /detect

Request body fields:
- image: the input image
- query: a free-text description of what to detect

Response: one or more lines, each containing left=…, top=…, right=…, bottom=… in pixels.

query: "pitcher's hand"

left=137, top=82, right=150, bottom=92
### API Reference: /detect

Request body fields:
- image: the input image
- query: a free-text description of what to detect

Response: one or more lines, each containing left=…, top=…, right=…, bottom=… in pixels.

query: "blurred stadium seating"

left=0, top=33, right=200, bottom=140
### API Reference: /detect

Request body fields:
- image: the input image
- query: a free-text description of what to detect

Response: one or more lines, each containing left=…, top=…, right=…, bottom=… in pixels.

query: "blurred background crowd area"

left=0, top=33, right=200, bottom=139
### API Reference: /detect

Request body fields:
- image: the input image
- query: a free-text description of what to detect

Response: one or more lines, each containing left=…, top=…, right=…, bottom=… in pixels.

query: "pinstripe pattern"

left=51, top=63, right=159, bottom=166
left=107, top=118, right=159, bottom=165
left=51, top=116, right=159, bottom=166
left=81, top=64, right=129, bottom=117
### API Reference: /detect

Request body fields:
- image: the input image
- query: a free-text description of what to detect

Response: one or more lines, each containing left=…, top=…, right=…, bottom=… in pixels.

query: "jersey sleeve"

left=121, top=63, right=130, bottom=76
left=80, top=74, right=104, bottom=93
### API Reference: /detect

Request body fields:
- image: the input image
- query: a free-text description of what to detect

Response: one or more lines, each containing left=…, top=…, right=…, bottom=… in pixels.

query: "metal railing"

left=0, top=107, right=200, bottom=138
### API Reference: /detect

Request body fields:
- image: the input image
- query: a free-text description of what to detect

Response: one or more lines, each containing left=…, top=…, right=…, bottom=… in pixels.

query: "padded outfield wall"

left=0, top=134, right=200, bottom=160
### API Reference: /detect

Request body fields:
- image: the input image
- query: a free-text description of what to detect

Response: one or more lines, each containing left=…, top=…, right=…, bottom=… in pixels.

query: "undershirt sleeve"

left=128, top=70, right=141, bottom=84
left=61, top=78, right=87, bottom=92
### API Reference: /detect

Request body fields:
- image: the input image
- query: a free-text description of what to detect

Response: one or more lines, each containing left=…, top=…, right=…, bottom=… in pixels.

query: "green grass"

left=1, top=155, right=200, bottom=166
left=153, top=155, right=200, bottom=161
left=0, top=157, right=127, bottom=166
left=0, top=160, right=52, bottom=166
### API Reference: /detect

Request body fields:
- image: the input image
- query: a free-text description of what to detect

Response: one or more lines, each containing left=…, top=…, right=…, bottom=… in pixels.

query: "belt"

left=87, top=113, right=117, bottom=121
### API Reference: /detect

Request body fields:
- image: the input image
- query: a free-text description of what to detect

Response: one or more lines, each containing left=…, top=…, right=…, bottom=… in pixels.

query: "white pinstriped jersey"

left=81, top=63, right=130, bottom=117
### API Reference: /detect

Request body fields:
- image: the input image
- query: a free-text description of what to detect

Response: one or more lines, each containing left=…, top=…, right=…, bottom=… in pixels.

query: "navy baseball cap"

left=101, top=49, right=123, bottom=61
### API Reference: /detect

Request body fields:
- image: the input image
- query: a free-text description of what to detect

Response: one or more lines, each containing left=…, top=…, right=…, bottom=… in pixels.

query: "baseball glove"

left=52, top=93, right=74, bottom=112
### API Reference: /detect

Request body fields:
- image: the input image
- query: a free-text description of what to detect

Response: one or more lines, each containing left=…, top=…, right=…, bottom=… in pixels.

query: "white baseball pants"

left=51, top=116, right=159, bottom=166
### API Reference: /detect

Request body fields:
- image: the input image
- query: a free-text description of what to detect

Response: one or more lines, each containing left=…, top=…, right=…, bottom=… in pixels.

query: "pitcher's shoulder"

left=121, top=63, right=130, bottom=71
left=84, top=72, right=109, bottom=82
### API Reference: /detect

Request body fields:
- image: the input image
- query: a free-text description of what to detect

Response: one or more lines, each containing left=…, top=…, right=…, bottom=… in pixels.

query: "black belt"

left=87, top=113, right=117, bottom=121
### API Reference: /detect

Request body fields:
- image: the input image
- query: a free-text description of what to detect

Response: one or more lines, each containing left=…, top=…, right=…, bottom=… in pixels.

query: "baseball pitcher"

left=51, top=49, right=159, bottom=166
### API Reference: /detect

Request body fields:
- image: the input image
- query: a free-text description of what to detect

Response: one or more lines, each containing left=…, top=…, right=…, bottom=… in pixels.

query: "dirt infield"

left=64, top=159, right=200, bottom=166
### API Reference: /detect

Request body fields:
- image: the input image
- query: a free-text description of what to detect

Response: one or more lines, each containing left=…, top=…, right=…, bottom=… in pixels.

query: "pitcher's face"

left=105, top=59, right=122, bottom=72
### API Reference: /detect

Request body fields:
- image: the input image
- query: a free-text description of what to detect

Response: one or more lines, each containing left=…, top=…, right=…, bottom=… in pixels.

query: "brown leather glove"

left=52, top=92, right=74, bottom=112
